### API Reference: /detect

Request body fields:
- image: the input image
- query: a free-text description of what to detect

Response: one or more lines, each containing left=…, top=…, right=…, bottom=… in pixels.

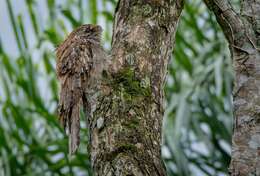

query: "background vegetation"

left=0, top=0, right=233, bottom=175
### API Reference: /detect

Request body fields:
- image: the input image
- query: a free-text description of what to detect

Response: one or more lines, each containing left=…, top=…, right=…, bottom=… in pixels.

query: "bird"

left=56, top=24, right=106, bottom=154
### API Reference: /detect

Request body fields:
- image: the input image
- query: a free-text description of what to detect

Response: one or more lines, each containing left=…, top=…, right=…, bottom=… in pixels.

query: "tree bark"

left=203, top=0, right=260, bottom=175
left=85, top=0, right=183, bottom=175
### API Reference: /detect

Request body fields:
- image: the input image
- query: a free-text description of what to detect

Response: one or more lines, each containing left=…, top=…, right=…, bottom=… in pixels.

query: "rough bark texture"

left=204, top=0, right=260, bottom=175
left=85, top=0, right=183, bottom=175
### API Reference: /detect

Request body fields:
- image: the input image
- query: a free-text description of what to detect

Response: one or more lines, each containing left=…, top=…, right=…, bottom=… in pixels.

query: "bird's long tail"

left=58, top=76, right=82, bottom=155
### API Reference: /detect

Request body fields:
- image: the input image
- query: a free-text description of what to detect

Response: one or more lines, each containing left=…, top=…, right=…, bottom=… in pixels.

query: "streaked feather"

left=56, top=24, right=102, bottom=154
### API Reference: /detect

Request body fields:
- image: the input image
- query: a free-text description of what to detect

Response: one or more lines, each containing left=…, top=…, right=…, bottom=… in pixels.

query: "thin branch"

left=203, top=0, right=245, bottom=45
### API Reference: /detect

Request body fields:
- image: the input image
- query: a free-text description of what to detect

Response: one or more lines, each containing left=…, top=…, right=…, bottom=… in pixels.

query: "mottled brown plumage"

left=56, top=24, right=105, bottom=154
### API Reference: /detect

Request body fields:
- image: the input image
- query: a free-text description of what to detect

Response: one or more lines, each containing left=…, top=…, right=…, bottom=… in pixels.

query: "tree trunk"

left=204, top=0, right=260, bottom=175
left=85, top=1, right=184, bottom=175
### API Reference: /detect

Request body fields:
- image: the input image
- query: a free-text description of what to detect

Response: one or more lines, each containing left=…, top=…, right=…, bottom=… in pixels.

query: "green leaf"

left=61, top=9, right=81, bottom=28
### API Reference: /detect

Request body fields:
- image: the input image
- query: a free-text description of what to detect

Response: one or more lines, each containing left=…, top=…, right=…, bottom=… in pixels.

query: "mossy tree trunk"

left=85, top=0, right=183, bottom=175
left=204, top=0, right=260, bottom=175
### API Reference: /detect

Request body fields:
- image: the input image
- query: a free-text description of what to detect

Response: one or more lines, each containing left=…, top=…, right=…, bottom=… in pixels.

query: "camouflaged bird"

left=56, top=24, right=107, bottom=154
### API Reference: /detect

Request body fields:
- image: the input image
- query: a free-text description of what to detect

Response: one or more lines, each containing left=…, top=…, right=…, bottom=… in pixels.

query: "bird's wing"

left=56, top=39, right=92, bottom=154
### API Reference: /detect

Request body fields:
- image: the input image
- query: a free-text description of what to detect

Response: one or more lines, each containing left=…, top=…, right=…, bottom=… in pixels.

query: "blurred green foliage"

left=0, top=0, right=232, bottom=175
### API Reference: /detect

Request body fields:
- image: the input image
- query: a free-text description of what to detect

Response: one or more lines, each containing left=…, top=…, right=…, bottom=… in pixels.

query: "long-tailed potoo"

left=56, top=24, right=107, bottom=154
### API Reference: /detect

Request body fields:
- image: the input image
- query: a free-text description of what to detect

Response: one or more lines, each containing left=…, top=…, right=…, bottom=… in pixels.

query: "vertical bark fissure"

left=204, top=0, right=260, bottom=175
left=85, top=1, right=184, bottom=175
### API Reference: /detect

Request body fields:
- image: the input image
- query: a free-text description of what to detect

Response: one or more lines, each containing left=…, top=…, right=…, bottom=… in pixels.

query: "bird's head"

left=71, top=24, right=102, bottom=43
left=56, top=24, right=103, bottom=60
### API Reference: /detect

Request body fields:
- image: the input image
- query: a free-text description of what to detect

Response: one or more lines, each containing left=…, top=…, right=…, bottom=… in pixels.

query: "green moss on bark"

left=112, top=67, right=151, bottom=98
left=122, top=117, right=139, bottom=129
